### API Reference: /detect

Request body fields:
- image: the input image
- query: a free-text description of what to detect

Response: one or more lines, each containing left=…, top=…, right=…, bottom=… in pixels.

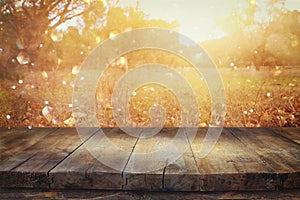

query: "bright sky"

left=120, top=0, right=300, bottom=42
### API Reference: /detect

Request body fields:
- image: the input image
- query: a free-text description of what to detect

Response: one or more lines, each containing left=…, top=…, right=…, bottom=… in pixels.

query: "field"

left=0, top=65, right=299, bottom=128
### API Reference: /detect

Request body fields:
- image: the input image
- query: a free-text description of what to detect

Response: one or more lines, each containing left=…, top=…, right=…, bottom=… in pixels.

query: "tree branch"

left=49, top=0, right=72, bottom=25
left=50, top=1, right=92, bottom=29
left=48, top=0, right=62, bottom=12
left=21, top=5, right=32, bottom=21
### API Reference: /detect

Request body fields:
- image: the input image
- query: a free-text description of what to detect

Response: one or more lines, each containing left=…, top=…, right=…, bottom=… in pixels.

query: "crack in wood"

left=184, top=128, right=200, bottom=174
left=46, top=128, right=100, bottom=189
left=8, top=153, right=38, bottom=172
left=121, top=129, right=142, bottom=189
left=162, top=166, right=166, bottom=189
left=1, top=128, right=299, bottom=192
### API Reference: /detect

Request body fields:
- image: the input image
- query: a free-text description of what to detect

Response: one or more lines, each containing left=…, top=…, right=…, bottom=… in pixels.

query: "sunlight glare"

left=109, top=31, right=118, bottom=40
left=42, top=106, right=53, bottom=122
left=42, top=71, right=48, bottom=79
left=72, top=65, right=79, bottom=75
left=249, top=0, right=256, bottom=6
left=16, top=38, right=25, bottom=50
left=120, top=57, right=126, bottom=65
left=96, top=36, right=101, bottom=43
left=51, top=31, right=63, bottom=42
left=274, top=70, right=282, bottom=76
left=17, top=52, right=30, bottom=65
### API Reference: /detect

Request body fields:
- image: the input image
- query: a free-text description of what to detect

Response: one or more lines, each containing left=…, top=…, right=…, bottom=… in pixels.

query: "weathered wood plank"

left=229, top=128, right=300, bottom=189
left=0, top=128, right=97, bottom=188
left=272, top=127, right=300, bottom=144
left=0, top=128, right=27, bottom=139
left=124, top=128, right=197, bottom=190
left=123, top=128, right=180, bottom=191
left=50, top=128, right=140, bottom=190
left=0, top=128, right=56, bottom=163
left=0, top=127, right=299, bottom=192
left=1, top=188, right=300, bottom=200
left=163, top=128, right=200, bottom=191
left=232, top=128, right=300, bottom=172
left=269, top=127, right=300, bottom=189
left=191, top=128, right=278, bottom=191
left=0, top=128, right=30, bottom=162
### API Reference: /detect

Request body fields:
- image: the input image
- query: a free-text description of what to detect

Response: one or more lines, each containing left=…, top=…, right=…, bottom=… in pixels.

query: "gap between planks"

left=47, top=128, right=100, bottom=188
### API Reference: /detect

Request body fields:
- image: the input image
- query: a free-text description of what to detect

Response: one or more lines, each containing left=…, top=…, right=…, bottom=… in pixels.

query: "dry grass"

left=0, top=65, right=299, bottom=128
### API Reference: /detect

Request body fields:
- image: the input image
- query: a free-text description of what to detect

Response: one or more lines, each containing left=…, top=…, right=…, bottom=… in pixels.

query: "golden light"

left=64, top=117, right=75, bottom=126
left=291, top=39, right=298, bottom=47
left=16, top=52, right=30, bottom=65
left=96, top=36, right=101, bottom=43
left=109, top=31, right=118, bottom=40
left=42, top=106, right=53, bottom=122
left=249, top=0, right=256, bottom=6
left=72, top=65, right=79, bottom=75
left=42, top=71, right=48, bottom=79
left=274, top=70, right=282, bottom=76
left=84, top=0, right=107, bottom=7
left=100, top=0, right=107, bottom=8
left=120, top=57, right=126, bottom=65
left=124, top=27, right=132, bottom=32
left=51, top=31, right=63, bottom=42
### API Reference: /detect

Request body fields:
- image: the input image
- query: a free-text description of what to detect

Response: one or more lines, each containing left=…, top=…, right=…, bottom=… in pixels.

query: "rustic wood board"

left=0, top=128, right=30, bottom=162
left=50, top=128, right=140, bottom=190
left=0, top=127, right=299, bottom=192
left=1, top=188, right=300, bottom=200
left=229, top=128, right=300, bottom=189
left=0, top=128, right=97, bottom=188
left=272, top=127, right=300, bottom=144
left=123, top=128, right=181, bottom=190
left=190, top=128, right=278, bottom=191
left=163, top=127, right=200, bottom=191
left=0, top=128, right=56, bottom=163
left=232, top=128, right=300, bottom=172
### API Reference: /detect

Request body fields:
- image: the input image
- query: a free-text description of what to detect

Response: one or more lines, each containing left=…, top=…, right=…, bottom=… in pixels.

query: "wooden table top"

left=0, top=127, right=299, bottom=192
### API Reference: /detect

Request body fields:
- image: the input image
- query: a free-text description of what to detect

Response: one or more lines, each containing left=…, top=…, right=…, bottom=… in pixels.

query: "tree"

left=0, top=0, right=112, bottom=74
left=265, top=10, right=300, bottom=65
left=1, top=0, right=178, bottom=73
left=205, top=0, right=300, bottom=69
left=56, top=5, right=178, bottom=71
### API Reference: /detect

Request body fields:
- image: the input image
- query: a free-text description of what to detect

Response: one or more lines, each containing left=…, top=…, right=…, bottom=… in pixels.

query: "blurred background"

left=0, top=0, right=299, bottom=128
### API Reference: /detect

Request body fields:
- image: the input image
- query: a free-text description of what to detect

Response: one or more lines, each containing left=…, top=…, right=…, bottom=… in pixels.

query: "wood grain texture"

left=272, top=127, right=300, bottom=144
left=0, top=127, right=299, bottom=192
left=191, top=128, right=278, bottom=191
left=0, top=128, right=56, bottom=163
left=163, top=128, right=200, bottom=191
left=0, top=128, right=97, bottom=188
left=232, top=128, right=300, bottom=172
left=229, top=128, right=300, bottom=189
left=123, top=128, right=182, bottom=191
left=0, top=188, right=299, bottom=200
left=50, top=128, right=140, bottom=190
